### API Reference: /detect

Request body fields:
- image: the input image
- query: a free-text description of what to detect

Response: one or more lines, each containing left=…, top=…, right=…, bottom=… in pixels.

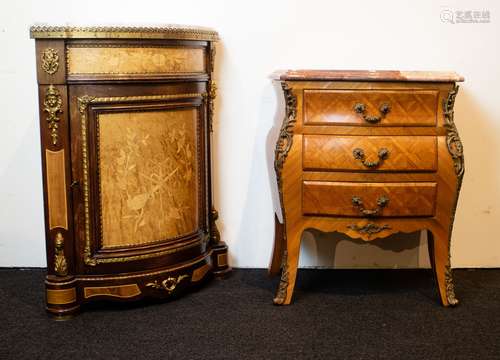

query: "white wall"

left=1, top=0, right=499, bottom=268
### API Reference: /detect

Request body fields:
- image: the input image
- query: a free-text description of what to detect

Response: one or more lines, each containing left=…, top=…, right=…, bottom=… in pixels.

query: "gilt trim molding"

left=274, top=82, right=297, bottom=221
left=43, top=85, right=63, bottom=146
left=272, top=83, right=297, bottom=305
left=207, top=80, right=217, bottom=132
left=443, top=85, right=464, bottom=178
left=53, top=232, right=68, bottom=276
left=442, top=84, right=464, bottom=306
left=273, top=250, right=289, bottom=305
left=347, top=223, right=391, bottom=238
left=30, top=25, right=219, bottom=41
left=146, top=275, right=189, bottom=293
left=41, top=48, right=59, bottom=75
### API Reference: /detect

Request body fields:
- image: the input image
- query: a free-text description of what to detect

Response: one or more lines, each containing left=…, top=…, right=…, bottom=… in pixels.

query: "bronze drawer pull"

left=347, top=223, right=391, bottom=237
left=146, top=275, right=189, bottom=294
left=351, top=195, right=389, bottom=216
left=352, top=147, right=389, bottom=168
left=353, top=102, right=391, bottom=123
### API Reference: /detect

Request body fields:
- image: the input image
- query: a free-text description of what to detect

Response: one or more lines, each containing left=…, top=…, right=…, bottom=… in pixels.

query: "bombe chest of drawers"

left=31, top=25, right=230, bottom=317
left=269, top=70, right=464, bottom=306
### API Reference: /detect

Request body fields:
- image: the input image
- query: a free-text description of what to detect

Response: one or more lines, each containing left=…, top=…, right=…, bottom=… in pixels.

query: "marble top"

left=30, top=24, right=219, bottom=41
left=272, top=70, right=464, bottom=82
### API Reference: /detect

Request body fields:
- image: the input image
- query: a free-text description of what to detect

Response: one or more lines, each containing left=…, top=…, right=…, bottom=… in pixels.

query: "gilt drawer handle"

left=352, top=147, right=389, bottom=168
left=347, top=223, right=391, bottom=238
left=353, top=102, right=391, bottom=124
left=351, top=195, right=389, bottom=216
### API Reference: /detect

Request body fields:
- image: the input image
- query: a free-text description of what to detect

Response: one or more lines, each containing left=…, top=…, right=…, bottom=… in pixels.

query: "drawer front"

left=67, top=43, right=206, bottom=78
left=302, top=181, right=437, bottom=217
left=304, top=89, right=438, bottom=126
left=303, top=135, right=437, bottom=172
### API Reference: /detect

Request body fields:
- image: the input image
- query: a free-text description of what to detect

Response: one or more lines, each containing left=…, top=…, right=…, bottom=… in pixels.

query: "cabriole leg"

left=427, top=229, right=459, bottom=307
left=273, top=228, right=302, bottom=305
left=268, top=214, right=285, bottom=276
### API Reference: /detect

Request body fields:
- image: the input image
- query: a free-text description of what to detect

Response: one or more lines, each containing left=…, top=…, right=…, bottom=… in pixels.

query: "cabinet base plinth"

left=45, top=276, right=80, bottom=318
left=44, top=249, right=230, bottom=318
left=47, top=305, right=81, bottom=320
left=211, top=242, right=232, bottom=278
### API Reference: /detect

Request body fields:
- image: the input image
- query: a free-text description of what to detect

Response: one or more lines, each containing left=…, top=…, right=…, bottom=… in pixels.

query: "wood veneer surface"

left=98, top=109, right=198, bottom=248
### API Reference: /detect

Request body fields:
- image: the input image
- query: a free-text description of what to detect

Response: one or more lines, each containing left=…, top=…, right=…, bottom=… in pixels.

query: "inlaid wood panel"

left=191, top=263, right=211, bottom=282
left=45, top=149, right=68, bottom=230
left=303, top=135, right=437, bottom=171
left=46, top=288, right=76, bottom=305
left=67, top=46, right=206, bottom=75
left=304, top=89, right=438, bottom=126
left=98, top=109, right=198, bottom=248
left=84, top=284, right=141, bottom=299
left=302, top=181, right=437, bottom=217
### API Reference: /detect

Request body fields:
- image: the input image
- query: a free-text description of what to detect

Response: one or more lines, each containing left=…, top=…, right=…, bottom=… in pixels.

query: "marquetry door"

left=69, top=83, right=209, bottom=274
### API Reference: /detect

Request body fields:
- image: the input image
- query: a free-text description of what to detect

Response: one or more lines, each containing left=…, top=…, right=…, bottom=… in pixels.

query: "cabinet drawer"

left=66, top=43, right=206, bottom=79
left=303, top=135, right=437, bottom=172
left=304, top=89, right=438, bottom=126
left=302, top=181, right=437, bottom=217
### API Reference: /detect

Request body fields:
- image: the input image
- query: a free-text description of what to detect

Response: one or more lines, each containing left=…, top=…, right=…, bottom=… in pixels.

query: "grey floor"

left=1, top=268, right=499, bottom=359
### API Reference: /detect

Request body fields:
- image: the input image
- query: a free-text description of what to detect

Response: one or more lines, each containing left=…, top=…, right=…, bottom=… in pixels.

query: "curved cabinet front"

left=71, top=84, right=209, bottom=274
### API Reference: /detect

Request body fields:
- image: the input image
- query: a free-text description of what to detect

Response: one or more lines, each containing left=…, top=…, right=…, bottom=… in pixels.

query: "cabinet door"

left=70, top=83, right=209, bottom=274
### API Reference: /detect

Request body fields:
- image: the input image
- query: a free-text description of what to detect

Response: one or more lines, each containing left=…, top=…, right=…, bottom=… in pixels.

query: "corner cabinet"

left=31, top=25, right=230, bottom=318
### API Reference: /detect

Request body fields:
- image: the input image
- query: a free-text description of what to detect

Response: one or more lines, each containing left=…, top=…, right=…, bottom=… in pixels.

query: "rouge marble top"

left=272, top=70, right=464, bottom=82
